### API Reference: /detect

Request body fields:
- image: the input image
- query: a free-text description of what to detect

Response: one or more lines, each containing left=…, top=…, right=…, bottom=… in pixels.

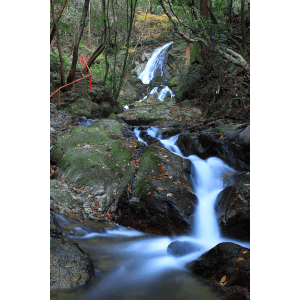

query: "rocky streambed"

left=50, top=99, right=250, bottom=299
left=50, top=39, right=250, bottom=299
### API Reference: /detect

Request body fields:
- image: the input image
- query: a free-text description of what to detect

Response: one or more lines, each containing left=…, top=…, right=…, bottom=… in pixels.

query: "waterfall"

left=138, top=127, right=250, bottom=249
left=138, top=41, right=173, bottom=85
left=123, top=41, right=175, bottom=109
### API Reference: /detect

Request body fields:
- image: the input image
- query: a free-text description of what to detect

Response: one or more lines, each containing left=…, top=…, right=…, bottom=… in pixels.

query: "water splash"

left=157, top=86, right=175, bottom=101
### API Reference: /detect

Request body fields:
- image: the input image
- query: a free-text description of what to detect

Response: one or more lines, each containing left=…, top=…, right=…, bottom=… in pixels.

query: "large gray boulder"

left=215, top=173, right=250, bottom=241
left=50, top=212, right=94, bottom=291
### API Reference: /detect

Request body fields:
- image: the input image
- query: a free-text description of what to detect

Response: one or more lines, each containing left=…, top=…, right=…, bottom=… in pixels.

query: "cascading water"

left=142, top=127, right=249, bottom=249
left=51, top=42, right=249, bottom=300
left=123, top=42, right=175, bottom=110
left=138, top=41, right=173, bottom=85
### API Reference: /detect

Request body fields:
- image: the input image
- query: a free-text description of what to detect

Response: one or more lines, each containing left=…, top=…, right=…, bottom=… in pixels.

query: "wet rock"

left=176, top=128, right=250, bottom=172
left=116, top=142, right=197, bottom=236
left=50, top=212, right=94, bottom=291
left=215, top=173, right=250, bottom=241
left=139, top=130, right=160, bottom=145
left=188, top=242, right=250, bottom=300
left=167, top=241, right=200, bottom=257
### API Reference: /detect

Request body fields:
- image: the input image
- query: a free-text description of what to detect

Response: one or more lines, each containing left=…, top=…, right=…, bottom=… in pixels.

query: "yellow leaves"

left=242, top=250, right=247, bottom=254
left=220, top=275, right=226, bottom=286
left=237, top=257, right=245, bottom=261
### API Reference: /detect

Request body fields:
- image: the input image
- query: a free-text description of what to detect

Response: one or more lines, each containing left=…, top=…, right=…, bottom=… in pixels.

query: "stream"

left=51, top=42, right=249, bottom=299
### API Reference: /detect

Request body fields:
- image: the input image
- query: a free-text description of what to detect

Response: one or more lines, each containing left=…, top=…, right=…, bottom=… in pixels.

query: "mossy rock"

left=108, top=113, right=120, bottom=121
left=132, top=145, right=160, bottom=199
left=166, top=77, right=179, bottom=88
left=51, top=119, right=123, bottom=165
left=99, top=102, right=113, bottom=118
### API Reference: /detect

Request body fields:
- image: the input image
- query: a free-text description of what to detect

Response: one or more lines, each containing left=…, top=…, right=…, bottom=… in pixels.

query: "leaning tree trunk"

left=51, top=0, right=65, bottom=87
left=87, top=0, right=107, bottom=68
left=50, top=0, right=68, bottom=44
left=67, top=0, right=90, bottom=84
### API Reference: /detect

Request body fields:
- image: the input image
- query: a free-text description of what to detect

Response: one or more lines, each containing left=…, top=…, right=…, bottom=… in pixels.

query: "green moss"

left=132, top=146, right=160, bottom=199
left=215, top=124, right=232, bottom=133
left=60, top=148, right=111, bottom=187
left=190, top=42, right=202, bottom=63
left=108, top=113, right=117, bottom=120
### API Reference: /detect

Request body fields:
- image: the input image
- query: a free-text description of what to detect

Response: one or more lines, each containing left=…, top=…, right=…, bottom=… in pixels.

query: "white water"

left=142, top=126, right=250, bottom=249
left=52, top=42, right=249, bottom=299
left=138, top=42, right=173, bottom=85
left=57, top=129, right=249, bottom=299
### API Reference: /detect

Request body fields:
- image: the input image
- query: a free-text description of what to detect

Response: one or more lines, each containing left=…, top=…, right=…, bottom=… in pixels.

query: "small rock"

left=167, top=241, right=200, bottom=257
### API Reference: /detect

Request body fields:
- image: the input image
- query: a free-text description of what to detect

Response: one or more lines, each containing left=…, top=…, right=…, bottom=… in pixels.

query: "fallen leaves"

left=220, top=275, right=226, bottom=286
left=76, top=274, right=82, bottom=282
left=237, top=257, right=245, bottom=261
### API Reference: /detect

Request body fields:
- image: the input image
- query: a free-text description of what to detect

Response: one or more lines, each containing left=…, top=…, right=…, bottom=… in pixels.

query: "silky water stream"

left=51, top=128, right=249, bottom=300
left=51, top=42, right=249, bottom=299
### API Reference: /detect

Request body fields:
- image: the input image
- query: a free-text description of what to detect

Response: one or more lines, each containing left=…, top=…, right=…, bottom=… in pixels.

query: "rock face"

left=215, top=173, right=250, bottom=241
left=50, top=212, right=94, bottom=291
left=188, top=242, right=250, bottom=300
left=175, top=124, right=250, bottom=172
left=50, top=118, right=197, bottom=236
left=116, top=141, right=198, bottom=236
left=167, top=241, right=200, bottom=257
left=50, top=119, right=137, bottom=221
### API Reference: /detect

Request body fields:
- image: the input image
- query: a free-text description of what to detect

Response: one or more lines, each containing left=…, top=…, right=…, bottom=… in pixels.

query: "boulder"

left=188, top=242, right=250, bottom=300
left=167, top=241, right=200, bottom=257
left=50, top=212, right=94, bottom=291
left=176, top=128, right=250, bottom=172
left=50, top=119, right=137, bottom=220
left=215, top=173, right=250, bottom=241
left=116, top=142, right=198, bottom=236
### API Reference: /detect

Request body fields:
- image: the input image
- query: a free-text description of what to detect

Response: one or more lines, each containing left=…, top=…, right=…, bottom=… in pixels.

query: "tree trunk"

left=50, top=0, right=68, bottom=44
left=87, top=0, right=107, bottom=67
left=67, top=0, right=90, bottom=84
left=241, top=0, right=247, bottom=60
left=185, top=42, right=191, bottom=69
left=200, top=0, right=213, bottom=71
left=51, top=0, right=65, bottom=87
left=228, top=0, right=233, bottom=24
left=115, top=0, right=138, bottom=98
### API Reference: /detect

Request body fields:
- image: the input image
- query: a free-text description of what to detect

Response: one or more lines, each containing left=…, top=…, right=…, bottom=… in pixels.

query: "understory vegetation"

left=50, top=0, right=250, bottom=123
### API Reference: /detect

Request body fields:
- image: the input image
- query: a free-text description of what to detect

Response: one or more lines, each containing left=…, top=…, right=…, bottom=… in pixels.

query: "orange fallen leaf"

left=157, top=187, right=164, bottom=190
left=76, top=274, right=82, bottom=282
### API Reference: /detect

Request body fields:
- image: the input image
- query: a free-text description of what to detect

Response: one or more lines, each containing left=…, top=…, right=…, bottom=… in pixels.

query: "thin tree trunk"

left=228, top=0, right=233, bottom=24
left=89, top=2, right=91, bottom=47
left=200, top=0, right=213, bottom=71
left=241, top=0, right=247, bottom=60
left=67, top=0, right=90, bottom=84
left=185, top=42, right=190, bottom=69
left=51, top=0, right=65, bottom=87
left=50, top=0, right=68, bottom=44
left=115, top=0, right=138, bottom=98
left=87, top=0, right=107, bottom=68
